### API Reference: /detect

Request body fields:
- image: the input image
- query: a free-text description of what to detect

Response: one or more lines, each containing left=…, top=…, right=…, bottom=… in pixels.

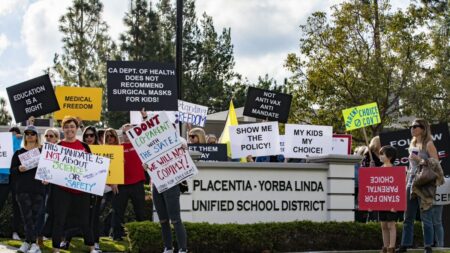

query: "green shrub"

left=125, top=221, right=424, bottom=253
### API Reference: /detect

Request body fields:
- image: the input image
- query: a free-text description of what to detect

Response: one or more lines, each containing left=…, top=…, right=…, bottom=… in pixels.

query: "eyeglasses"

left=45, top=134, right=54, bottom=138
left=84, top=133, right=95, bottom=138
left=409, top=124, right=424, bottom=130
left=189, top=135, right=197, bottom=139
left=25, top=132, right=36, bottom=136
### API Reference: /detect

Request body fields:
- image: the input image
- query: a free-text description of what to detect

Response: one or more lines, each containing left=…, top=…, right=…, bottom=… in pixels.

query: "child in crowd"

left=378, top=145, right=398, bottom=253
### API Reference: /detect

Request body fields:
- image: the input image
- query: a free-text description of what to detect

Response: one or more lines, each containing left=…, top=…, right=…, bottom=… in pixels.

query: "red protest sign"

left=358, top=167, right=407, bottom=211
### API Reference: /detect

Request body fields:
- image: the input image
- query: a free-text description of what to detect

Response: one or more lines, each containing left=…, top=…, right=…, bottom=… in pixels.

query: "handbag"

left=179, top=180, right=189, bottom=193
left=414, top=162, right=437, bottom=186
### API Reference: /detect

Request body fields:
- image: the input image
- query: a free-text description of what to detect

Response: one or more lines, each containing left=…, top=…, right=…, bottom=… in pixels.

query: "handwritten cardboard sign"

left=358, top=166, right=407, bottom=211
left=178, top=100, right=208, bottom=127
left=35, top=142, right=110, bottom=196
left=18, top=148, right=40, bottom=170
left=126, top=112, right=198, bottom=192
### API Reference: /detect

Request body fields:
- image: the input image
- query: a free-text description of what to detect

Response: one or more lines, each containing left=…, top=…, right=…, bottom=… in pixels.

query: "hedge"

left=125, top=221, right=424, bottom=253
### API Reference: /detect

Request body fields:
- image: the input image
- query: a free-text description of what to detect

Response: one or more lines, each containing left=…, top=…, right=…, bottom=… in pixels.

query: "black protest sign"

left=243, top=87, right=292, bottom=123
left=107, top=61, right=177, bottom=111
left=188, top=144, right=228, bottom=162
left=380, top=123, right=450, bottom=175
left=6, top=74, right=59, bottom=123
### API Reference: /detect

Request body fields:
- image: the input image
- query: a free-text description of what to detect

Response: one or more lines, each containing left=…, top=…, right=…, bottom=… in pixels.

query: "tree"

left=0, top=97, right=11, bottom=125
left=53, top=0, right=118, bottom=127
left=285, top=0, right=433, bottom=138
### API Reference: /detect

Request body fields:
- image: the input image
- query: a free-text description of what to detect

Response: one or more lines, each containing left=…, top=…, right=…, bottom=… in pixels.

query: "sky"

left=0, top=0, right=410, bottom=123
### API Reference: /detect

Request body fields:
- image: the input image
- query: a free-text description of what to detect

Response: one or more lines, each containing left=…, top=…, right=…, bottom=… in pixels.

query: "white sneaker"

left=163, top=248, right=174, bottom=253
left=178, top=250, right=188, bottom=253
left=17, top=242, right=30, bottom=253
left=90, top=250, right=100, bottom=253
left=27, top=243, right=41, bottom=253
left=12, top=232, right=21, bottom=240
left=94, top=242, right=101, bottom=250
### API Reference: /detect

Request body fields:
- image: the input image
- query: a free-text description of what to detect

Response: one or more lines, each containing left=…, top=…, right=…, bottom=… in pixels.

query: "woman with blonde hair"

left=43, top=128, right=60, bottom=144
left=397, top=118, right=443, bottom=253
left=10, top=125, right=44, bottom=253
left=188, top=128, right=206, bottom=144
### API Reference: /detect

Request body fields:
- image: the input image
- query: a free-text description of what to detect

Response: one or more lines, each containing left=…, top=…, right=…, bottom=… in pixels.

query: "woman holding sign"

left=50, top=116, right=98, bottom=253
left=397, top=119, right=443, bottom=253
left=10, top=125, right=44, bottom=253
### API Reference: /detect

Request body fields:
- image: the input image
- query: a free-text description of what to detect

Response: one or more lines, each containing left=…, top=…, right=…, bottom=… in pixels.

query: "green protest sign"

left=342, top=102, right=380, bottom=131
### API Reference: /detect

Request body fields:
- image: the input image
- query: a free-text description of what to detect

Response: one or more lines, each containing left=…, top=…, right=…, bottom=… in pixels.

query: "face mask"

left=379, top=155, right=387, bottom=162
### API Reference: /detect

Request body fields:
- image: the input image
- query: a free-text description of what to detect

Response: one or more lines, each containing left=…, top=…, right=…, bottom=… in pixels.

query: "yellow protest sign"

left=89, top=145, right=124, bottom=184
left=342, top=102, right=380, bottom=131
left=54, top=86, right=102, bottom=121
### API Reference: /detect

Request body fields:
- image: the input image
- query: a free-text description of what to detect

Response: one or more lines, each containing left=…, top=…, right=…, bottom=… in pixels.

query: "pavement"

left=0, top=244, right=17, bottom=252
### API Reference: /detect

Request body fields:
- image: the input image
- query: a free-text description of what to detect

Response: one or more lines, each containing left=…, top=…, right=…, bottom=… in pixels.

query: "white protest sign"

left=284, top=124, right=333, bottom=158
left=435, top=177, right=450, bottom=205
left=126, top=112, right=198, bottom=193
left=35, top=142, right=110, bottom=196
left=229, top=122, right=280, bottom=159
left=18, top=148, right=40, bottom=170
left=0, top=133, right=14, bottom=174
left=279, top=135, right=285, bottom=155
left=178, top=100, right=208, bottom=127
left=331, top=134, right=352, bottom=155
left=130, top=110, right=178, bottom=125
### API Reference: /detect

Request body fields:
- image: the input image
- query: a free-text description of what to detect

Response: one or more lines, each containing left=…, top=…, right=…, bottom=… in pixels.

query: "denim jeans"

left=401, top=186, right=434, bottom=247
left=431, top=205, right=444, bottom=247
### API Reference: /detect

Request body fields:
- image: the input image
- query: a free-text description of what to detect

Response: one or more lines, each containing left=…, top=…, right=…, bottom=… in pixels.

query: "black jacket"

left=10, top=147, right=45, bottom=195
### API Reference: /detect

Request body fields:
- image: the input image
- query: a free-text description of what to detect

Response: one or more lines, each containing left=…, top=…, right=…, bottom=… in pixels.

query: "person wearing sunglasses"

left=82, top=126, right=99, bottom=145
left=397, top=119, right=443, bottom=253
left=35, top=128, right=59, bottom=247
left=188, top=128, right=206, bottom=144
left=10, top=125, right=44, bottom=253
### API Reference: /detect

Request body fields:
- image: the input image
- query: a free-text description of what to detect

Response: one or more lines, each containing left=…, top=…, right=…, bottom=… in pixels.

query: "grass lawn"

left=0, top=237, right=129, bottom=253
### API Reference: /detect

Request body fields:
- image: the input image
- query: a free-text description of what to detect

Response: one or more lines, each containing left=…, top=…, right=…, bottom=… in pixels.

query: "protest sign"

left=188, top=144, right=227, bottom=161
left=89, top=145, right=124, bottom=184
left=342, top=102, right=380, bottom=131
left=279, top=135, right=285, bottom=155
left=35, top=142, right=110, bottom=196
left=18, top=148, right=40, bottom=170
left=130, top=111, right=178, bottom=125
left=0, top=133, right=14, bottom=174
left=126, top=112, right=198, bottom=192
left=107, top=61, right=177, bottom=111
left=332, top=134, right=352, bottom=155
left=54, top=86, right=103, bottom=121
left=243, top=87, right=292, bottom=123
left=435, top=177, right=450, bottom=205
left=229, top=122, right=280, bottom=159
left=178, top=100, right=208, bottom=127
left=380, top=123, right=450, bottom=174
left=284, top=125, right=332, bottom=158
left=6, top=74, right=60, bottom=123
left=358, top=166, right=407, bottom=211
